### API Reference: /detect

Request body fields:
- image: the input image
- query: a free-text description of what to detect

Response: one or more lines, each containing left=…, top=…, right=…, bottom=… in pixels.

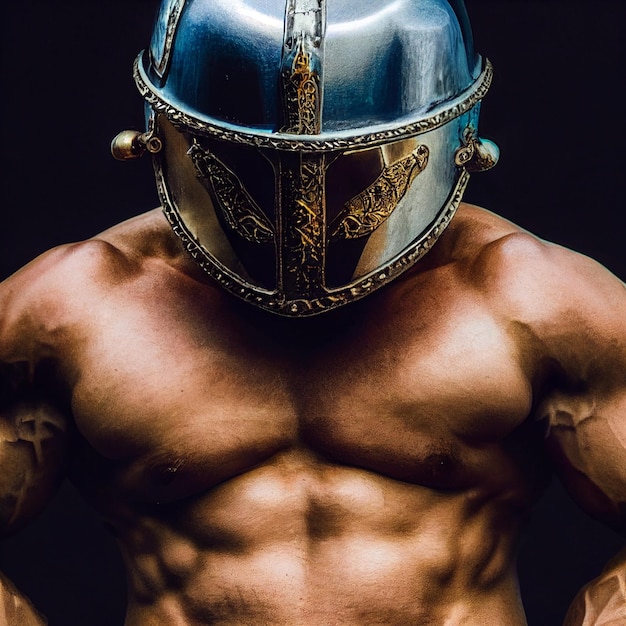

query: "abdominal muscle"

left=112, top=450, right=528, bottom=626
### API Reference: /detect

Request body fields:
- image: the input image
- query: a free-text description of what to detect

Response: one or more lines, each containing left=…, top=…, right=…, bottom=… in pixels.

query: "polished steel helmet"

left=120, top=0, right=498, bottom=316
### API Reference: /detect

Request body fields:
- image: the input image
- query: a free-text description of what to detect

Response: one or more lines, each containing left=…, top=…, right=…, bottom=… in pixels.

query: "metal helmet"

left=119, top=0, right=498, bottom=317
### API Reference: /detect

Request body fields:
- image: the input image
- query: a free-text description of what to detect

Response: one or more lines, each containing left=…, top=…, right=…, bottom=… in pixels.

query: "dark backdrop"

left=1, top=1, right=625, bottom=624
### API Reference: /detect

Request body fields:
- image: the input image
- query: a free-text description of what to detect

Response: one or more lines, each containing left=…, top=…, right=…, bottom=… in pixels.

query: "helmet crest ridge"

left=281, top=0, right=327, bottom=134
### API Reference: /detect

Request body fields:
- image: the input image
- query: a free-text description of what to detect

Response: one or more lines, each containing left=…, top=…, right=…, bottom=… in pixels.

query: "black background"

left=1, top=1, right=625, bottom=624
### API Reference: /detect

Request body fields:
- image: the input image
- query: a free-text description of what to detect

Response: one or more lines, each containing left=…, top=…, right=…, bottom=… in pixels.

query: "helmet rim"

left=135, top=53, right=493, bottom=153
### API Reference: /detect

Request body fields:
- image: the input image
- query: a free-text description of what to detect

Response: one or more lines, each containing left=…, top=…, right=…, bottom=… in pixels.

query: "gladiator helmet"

left=114, top=0, right=499, bottom=316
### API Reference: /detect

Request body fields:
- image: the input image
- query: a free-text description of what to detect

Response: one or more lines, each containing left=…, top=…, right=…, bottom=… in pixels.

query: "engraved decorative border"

left=136, top=55, right=492, bottom=153
left=150, top=0, right=186, bottom=79
left=156, top=155, right=470, bottom=317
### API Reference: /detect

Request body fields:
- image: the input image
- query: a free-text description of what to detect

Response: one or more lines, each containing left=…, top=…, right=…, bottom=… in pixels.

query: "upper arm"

left=0, top=361, right=70, bottom=536
left=542, top=380, right=626, bottom=533
left=0, top=237, right=133, bottom=534
left=0, top=249, right=80, bottom=536
left=518, top=241, right=626, bottom=532
left=472, top=229, right=626, bottom=532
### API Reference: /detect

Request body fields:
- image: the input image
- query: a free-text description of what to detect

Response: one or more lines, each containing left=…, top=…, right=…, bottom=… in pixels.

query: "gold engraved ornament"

left=281, top=45, right=321, bottom=135
left=330, top=145, right=429, bottom=241
left=282, top=154, right=327, bottom=295
left=189, top=143, right=275, bottom=244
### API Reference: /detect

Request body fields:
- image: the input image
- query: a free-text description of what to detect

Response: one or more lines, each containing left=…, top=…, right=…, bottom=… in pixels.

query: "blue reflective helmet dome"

left=133, top=0, right=498, bottom=316
left=142, top=0, right=481, bottom=137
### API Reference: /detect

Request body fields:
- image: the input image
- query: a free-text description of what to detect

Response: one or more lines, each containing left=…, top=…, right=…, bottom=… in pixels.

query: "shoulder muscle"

left=475, top=231, right=626, bottom=530
left=0, top=239, right=134, bottom=362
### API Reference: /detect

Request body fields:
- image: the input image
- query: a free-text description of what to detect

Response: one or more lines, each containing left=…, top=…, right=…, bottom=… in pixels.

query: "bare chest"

left=66, top=273, right=533, bottom=500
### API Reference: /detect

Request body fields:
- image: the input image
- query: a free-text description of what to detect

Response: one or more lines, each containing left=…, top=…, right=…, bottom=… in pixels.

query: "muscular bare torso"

left=2, top=205, right=625, bottom=625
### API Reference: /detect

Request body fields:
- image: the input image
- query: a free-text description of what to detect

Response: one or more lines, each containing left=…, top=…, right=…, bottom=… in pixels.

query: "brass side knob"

left=111, top=130, right=163, bottom=161
left=455, top=128, right=500, bottom=173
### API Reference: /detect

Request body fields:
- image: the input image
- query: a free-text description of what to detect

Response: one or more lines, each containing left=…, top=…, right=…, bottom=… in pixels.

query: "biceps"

left=543, top=390, right=626, bottom=532
left=0, top=399, right=69, bottom=536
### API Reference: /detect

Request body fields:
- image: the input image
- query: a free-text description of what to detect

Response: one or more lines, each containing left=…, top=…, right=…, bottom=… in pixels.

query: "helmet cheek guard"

left=115, top=0, right=499, bottom=317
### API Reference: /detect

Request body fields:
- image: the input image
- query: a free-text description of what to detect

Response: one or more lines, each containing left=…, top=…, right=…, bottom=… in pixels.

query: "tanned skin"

left=0, top=204, right=624, bottom=625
